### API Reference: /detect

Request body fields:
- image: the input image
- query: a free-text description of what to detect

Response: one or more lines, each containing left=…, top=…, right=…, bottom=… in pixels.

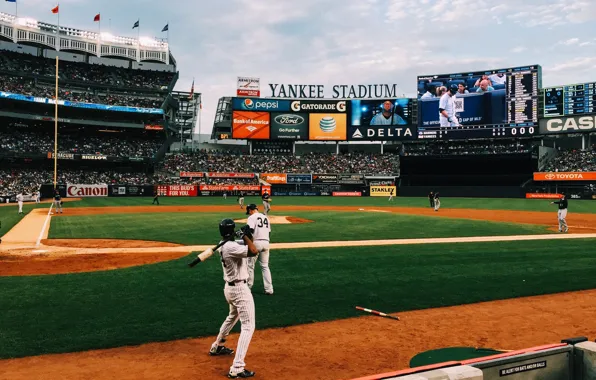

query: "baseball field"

left=1, top=196, right=596, bottom=379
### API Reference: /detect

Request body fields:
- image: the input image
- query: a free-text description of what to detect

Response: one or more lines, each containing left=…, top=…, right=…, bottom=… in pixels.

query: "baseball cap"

left=246, top=203, right=258, bottom=215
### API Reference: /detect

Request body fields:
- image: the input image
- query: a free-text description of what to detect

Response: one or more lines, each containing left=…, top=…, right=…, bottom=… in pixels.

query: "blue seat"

left=493, top=83, right=505, bottom=90
left=447, top=79, right=465, bottom=88
left=467, top=78, right=478, bottom=89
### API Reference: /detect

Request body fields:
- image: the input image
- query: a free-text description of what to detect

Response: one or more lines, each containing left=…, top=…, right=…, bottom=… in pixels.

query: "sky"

left=1, top=0, right=596, bottom=135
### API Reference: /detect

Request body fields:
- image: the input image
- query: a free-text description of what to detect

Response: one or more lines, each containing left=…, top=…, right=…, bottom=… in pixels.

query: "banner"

left=180, top=171, right=205, bottom=178
left=526, top=193, right=563, bottom=199
left=290, top=100, right=347, bottom=113
left=200, top=185, right=260, bottom=191
left=252, top=140, right=293, bottom=154
left=260, top=173, right=287, bottom=184
left=66, top=184, right=108, bottom=197
left=270, top=112, right=308, bottom=140
left=286, top=174, right=312, bottom=184
left=207, top=173, right=255, bottom=178
left=338, top=174, right=365, bottom=185
left=348, top=125, right=417, bottom=141
left=333, top=191, right=362, bottom=197
left=47, top=152, right=75, bottom=160
left=370, top=186, right=397, bottom=197
left=157, top=185, right=198, bottom=196
left=81, top=154, right=108, bottom=161
left=272, top=191, right=320, bottom=196
left=237, top=77, right=260, bottom=97
left=533, top=172, right=596, bottom=181
left=261, top=185, right=271, bottom=195
left=232, top=98, right=291, bottom=112
left=539, top=115, right=596, bottom=135
left=312, top=174, right=338, bottom=184
left=232, top=111, right=270, bottom=139
left=308, top=113, right=347, bottom=141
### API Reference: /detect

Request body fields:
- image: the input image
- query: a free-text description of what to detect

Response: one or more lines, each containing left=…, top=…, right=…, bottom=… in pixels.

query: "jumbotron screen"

left=417, top=65, right=541, bottom=139
left=543, top=82, right=596, bottom=117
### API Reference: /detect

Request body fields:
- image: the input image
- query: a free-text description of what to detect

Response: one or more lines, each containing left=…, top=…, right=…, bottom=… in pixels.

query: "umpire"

left=152, top=189, right=160, bottom=205
left=428, top=191, right=435, bottom=208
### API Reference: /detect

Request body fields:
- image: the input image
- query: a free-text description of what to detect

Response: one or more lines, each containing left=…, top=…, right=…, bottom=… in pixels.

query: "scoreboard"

left=506, top=68, right=539, bottom=125
left=544, top=83, right=596, bottom=117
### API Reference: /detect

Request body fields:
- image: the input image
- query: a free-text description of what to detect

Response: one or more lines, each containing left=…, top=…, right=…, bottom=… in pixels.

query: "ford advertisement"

left=270, top=112, right=309, bottom=140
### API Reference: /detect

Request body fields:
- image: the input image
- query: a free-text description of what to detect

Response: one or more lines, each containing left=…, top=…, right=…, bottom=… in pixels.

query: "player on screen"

left=439, top=85, right=460, bottom=127
left=370, top=100, right=407, bottom=125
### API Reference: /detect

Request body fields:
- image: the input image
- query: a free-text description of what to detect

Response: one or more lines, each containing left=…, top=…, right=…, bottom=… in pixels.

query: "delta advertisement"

left=370, top=186, right=397, bottom=197
left=348, top=98, right=417, bottom=141
left=533, top=172, right=596, bottom=181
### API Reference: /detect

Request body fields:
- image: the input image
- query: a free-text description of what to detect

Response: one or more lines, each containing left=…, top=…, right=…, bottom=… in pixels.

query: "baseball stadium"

left=1, top=6, right=596, bottom=380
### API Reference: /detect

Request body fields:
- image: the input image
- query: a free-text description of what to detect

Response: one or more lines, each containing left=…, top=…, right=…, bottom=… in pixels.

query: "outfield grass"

left=1, top=239, right=596, bottom=359
left=48, top=211, right=550, bottom=245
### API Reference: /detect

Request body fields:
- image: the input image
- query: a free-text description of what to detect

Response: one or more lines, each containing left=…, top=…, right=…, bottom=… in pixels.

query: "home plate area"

left=233, top=215, right=313, bottom=225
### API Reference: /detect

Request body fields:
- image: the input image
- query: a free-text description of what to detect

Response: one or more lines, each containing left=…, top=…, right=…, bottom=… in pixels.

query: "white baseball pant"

left=18, top=201, right=23, bottom=213
left=434, top=199, right=441, bottom=211
left=262, top=201, right=270, bottom=215
left=54, top=200, right=62, bottom=213
left=247, top=240, right=273, bottom=294
left=558, top=209, right=568, bottom=231
left=211, top=283, right=255, bottom=374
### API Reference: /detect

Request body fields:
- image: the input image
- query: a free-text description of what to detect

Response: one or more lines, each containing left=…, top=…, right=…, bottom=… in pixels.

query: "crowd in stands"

left=402, top=140, right=534, bottom=156
left=545, top=146, right=596, bottom=172
left=0, top=75, right=163, bottom=108
left=161, top=151, right=400, bottom=175
left=0, top=50, right=174, bottom=90
left=0, top=128, right=163, bottom=158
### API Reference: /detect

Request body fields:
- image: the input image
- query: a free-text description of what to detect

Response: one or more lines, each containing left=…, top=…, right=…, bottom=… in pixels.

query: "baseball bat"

left=188, top=236, right=233, bottom=268
left=355, top=306, right=400, bottom=321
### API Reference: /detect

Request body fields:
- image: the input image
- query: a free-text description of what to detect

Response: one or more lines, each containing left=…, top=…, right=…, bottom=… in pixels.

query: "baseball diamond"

left=1, top=3, right=596, bottom=380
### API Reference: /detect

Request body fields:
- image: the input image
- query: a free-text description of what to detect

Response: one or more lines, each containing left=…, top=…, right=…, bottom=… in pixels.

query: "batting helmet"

left=246, top=203, right=258, bottom=215
left=449, top=84, right=458, bottom=95
left=219, top=218, right=236, bottom=238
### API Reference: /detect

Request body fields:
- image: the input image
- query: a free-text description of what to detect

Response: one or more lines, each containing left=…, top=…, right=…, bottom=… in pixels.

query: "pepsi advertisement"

left=232, top=97, right=291, bottom=112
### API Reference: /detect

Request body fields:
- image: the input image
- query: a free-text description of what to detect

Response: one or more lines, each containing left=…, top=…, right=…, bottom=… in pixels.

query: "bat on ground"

left=188, top=236, right=233, bottom=268
left=355, top=306, right=400, bottom=321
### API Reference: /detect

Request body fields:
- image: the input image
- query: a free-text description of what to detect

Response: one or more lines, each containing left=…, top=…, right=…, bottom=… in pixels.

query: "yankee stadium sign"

left=269, top=84, right=399, bottom=99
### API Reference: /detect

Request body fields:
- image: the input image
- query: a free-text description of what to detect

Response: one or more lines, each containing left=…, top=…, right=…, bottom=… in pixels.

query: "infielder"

left=551, top=193, right=568, bottom=233
left=246, top=204, right=273, bottom=295
left=238, top=192, right=245, bottom=209
left=35, top=190, right=41, bottom=203
left=17, top=192, right=24, bottom=214
left=261, top=192, right=271, bottom=215
left=223, top=192, right=228, bottom=200
left=428, top=191, right=435, bottom=208
left=439, top=85, right=460, bottom=127
left=210, top=219, right=259, bottom=379
left=53, top=190, right=63, bottom=214
left=434, top=192, right=441, bottom=211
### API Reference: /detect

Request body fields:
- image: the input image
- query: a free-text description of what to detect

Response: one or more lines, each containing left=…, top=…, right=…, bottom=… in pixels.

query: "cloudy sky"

left=2, top=0, right=596, bottom=134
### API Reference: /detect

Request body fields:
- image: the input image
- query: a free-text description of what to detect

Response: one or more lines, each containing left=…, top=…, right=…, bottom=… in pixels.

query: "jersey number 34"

left=257, top=217, right=269, bottom=228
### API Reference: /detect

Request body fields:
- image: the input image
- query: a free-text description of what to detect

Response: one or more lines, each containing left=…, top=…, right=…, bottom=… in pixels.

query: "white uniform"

left=223, top=192, right=227, bottom=200
left=262, top=195, right=271, bottom=215
left=434, top=195, right=441, bottom=211
left=211, top=240, right=256, bottom=376
left=247, top=212, right=273, bottom=294
left=439, top=93, right=459, bottom=127
left=388, top=188, right=394, bottom=201
left=370, top=113, right=394, bottom=125
left=238, top=195, right=245, bottom=208
left=421, top=91, right=435, bottom=99
left=489, top=74, right=506, bottom=85
left=17, top=193, right=23, bottom=214
left=35, top=191, right=40, bottom=203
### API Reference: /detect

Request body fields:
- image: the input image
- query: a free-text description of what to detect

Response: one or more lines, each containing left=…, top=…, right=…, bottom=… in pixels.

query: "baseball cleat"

left=210, top=345, right=234, bottom=356
left=228, top=369, right=255, bottom=378
left=264, top=292, right=274, bottom=296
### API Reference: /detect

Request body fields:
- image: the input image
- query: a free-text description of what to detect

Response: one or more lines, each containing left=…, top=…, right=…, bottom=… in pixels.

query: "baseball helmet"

left=219, top=218, right=236, bottom=238
left=449, top=84, right=458, bottom=95
left=246, top=203, right=258, bottom=215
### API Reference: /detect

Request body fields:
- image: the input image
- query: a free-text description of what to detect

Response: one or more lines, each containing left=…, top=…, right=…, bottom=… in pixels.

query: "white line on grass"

left=35, top=203, right=54, bottom=247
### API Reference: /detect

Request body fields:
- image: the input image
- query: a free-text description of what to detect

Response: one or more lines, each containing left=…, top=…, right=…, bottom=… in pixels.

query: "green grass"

left=1, top=239, right=596, bottom=359
left=0, top=203, right=49, bottom=239
left=48, top=211, right=550, bottom=245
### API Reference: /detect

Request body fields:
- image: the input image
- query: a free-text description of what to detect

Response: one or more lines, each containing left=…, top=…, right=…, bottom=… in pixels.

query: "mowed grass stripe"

left=1, top=239, right=596, bottom=359
left=48, top=211, right=550, bottom=245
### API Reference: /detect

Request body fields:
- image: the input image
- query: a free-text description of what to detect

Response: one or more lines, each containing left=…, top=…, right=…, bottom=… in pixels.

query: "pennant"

left=94, top=13, right=100, bottom=22
left=132, top=20, right=139, bottom=29
left=161, top=24, right=168, bottom=32
left=51, top=5, right=59, bottom=13
left=188, top=80, right=194, bottom=99
left=5, top=0, right=17, bottom=3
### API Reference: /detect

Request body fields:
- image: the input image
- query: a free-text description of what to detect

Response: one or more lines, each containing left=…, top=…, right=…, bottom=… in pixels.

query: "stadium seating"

left=544, top=146, right=596, bottom=172
left=402, top=140, right=535, bottom=156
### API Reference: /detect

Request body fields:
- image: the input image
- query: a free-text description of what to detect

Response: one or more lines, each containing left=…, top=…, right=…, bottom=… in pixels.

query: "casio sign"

left=546, top=116, right=596, bottom=132
left=274, top=114, right=305, bottom=125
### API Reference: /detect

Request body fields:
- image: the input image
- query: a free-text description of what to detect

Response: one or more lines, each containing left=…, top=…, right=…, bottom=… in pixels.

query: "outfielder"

left=53, top=190, right=63, bottom=214
left=238, top=192, right=245, bottom=209
left=223, top=192, right=228, bottom=200
left=434, top=192, right=441, bottom=211
left=17, top=192, right=23, bottom=214
left=261, top=192, right=271, bottom=215
left=246, top=204, right=273, bottom=295
left=210, top=219, right=259, bottom=379
left=439, top=85, right=460, bottom=127
left=551, top=193, right=568, bottom=233
left=388, top=188, right=394, bottom=202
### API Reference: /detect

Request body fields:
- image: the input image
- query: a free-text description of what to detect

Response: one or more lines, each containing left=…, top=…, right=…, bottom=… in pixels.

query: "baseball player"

left=152, top=190, right=160, bottom=205
left=388, top=187, right=394, bottom=202
left=245, top=204, right=273, bottom=295
left=17, top=192, right=24, bottom=214
left=551, top=193, right=568, bottom=233
left=223, top=192, right=228, bottom=200
left=370, top=100, right=406, bottom=125
left=210, top=219, right=259, bottom=379
left=261, top=192, right=271, bottom=215
left=238, top=192, right=245, bottom=209
left=53, top=190, right=63, bottom=214
left=428, top=191, right=435, bottom=208
left=439, top=85, right=460, bottom=127
left=434, top=192, right=441, bottom=211
left=35, top=190, right=41, bottom=203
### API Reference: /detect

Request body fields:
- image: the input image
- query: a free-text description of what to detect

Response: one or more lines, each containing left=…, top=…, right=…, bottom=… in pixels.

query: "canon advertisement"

left=66, top=184, right=108, bottom=197
left=539, top=115, right=596, bottom=135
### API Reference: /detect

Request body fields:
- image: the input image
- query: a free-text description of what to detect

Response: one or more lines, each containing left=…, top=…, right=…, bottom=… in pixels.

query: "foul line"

left=35, top=203, right=54, bottom=247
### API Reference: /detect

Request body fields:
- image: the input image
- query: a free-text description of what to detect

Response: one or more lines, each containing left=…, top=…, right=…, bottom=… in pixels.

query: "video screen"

left=351, top=99, right=411, bottom=126
left=417, top=65, right=540, bottom=139
left=544, top=83, right=596, bottom=117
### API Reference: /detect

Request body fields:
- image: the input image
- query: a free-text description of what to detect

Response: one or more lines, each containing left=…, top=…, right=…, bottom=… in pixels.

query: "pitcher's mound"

left=234, top=215, right=313, bottom=225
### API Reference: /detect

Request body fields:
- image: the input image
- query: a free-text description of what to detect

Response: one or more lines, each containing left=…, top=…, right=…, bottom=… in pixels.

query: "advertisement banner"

left=260, top=173, right=287, bottom=184
left=81, top=154, right=108, bottom=161
left=157, top=185, right=198, bottom=196
left=286, top=174, right=312, bottom=184
left=539, top=115, right=596, bottom=135
left=312, top=174, right=338, bottom=184
left=66, top=184, right=108, bottom=197
left=370, top=186, right=397, bottom=197
left=232, top=111, right=270, bottom=139
left=333, top=191, right=362, bottom=197
left=207, top=173, right=255, bottom=178
left=290, top=100, right=347, bottom=113
left=232, top=98, right=291, bottom=112
left=338, top=174, right=365, bottom=185
left=309, top=113, right=347, bottom=141
left=200, top=185, right=261, bottom=191
left=261, top=185, right=271, bottom=195
left=252, top=140, right=293, bottom=155
left=47, top=152, right=75, bottom=160
left=348, top=125, right=417, bottom=141
left=180, top=171, right=205, bottom=178
left=351, top=99, right=412, bottom=126
left=526, top=193, right=563, bottom=199
left=126, top=186, right=146, bottom=196
left=237, top=77, right=260, bottom=97
left=272, top=191, right=320, bottom=196
left=270, top=112, right=309, bottom=140
left=533, top=172, right=596, bottom=181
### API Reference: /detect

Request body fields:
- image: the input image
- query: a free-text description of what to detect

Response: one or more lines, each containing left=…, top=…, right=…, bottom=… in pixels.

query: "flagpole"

left=54, top=56, right=59, bottom=189
left=167, top=21, right=169, bottom=42
left=15, top=1, right=18, bottom=18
